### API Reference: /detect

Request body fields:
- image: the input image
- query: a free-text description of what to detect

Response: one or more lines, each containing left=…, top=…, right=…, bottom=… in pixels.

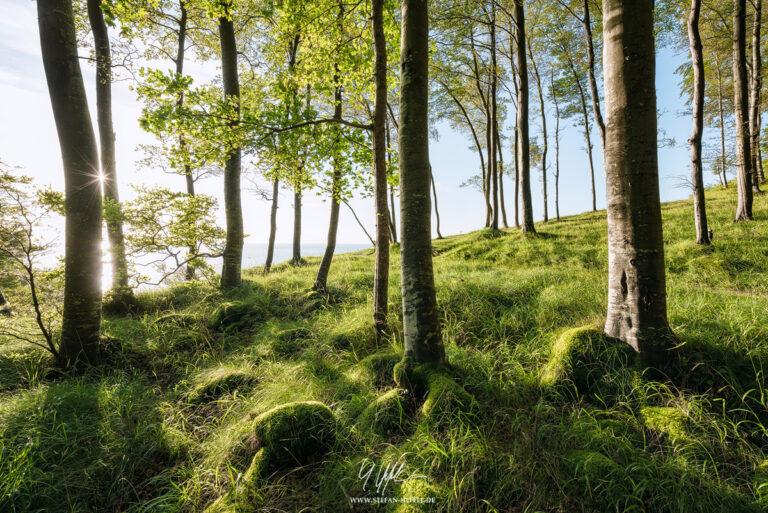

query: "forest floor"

left=1, top=185, right=768, bottom=512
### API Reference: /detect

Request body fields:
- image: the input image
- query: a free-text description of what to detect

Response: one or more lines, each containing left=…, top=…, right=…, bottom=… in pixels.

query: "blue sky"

left=0, top=0, right=718, bottom=247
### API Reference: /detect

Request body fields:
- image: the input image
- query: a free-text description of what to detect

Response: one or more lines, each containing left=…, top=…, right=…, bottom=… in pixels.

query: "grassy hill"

left=1, top=185, right=767, bottom=512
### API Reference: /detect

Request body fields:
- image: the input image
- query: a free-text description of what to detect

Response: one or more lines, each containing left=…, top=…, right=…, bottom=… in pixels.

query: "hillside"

left=1, top=185, right=767, bottom=512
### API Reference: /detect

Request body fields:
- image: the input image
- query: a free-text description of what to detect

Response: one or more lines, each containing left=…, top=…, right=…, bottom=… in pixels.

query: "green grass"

left=1, top=185, right=767, bottom=512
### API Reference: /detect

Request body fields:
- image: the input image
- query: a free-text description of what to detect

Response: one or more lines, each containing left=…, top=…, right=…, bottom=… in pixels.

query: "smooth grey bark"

left=264, top=178, right=279, bottom=273
left=292, top=186, right=302, bottom=263
left=218, top=5, right=243, bottom=289
left=495, top=121, right=509, bottom=228
left=529, top=47, right=548, bottom=223
left=386, top=119, right=398, bottom=244
left=551, top=69, right=561, bottom=221
left=489, top=7, right=500, bottom=231
left=582, top=0, right=606, bottom=149
left=749, top=0, right=763, bottom=190
left=733, top=0, right=754, bottom=220
left=688, top=0, right=710, bottom=245
left=603, top=0, right=673, bottom=366
left=515, top=0, right=535, bottom=234
left=716, top=64, right=729, bottom=188
left=372, top=0, right=390, bottom=332
left=313, top=83, right=343, bottom=293
left=87, top=0, right=131, bottom=299
left=38, top=0, right=102, bottom=366
left=510, top=18, right=520, bottom=229
left=399, top=0, right=444, bottom=364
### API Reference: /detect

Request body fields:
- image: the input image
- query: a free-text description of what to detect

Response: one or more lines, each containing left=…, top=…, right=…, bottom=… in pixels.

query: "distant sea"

left=232, top=242, right=372, bottom=270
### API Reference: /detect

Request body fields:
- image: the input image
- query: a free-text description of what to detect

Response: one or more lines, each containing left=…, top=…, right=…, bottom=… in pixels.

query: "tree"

left=748, top=0, right=764, bottom=187
left=688, top=0, right=710, bottom=244
left=515, top=0, right=535, bottom=233
left=399, top=0, right=444, bottom=364
left=37, top=0, right=102, bottom=366
left=733, top=0, right=754, bottom=220
left=603, top=0, right=674, bottom=365
left=218, top=0, right=244, bottom=289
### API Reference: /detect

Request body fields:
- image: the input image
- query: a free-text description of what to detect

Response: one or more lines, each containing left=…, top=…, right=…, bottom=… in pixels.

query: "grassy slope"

left=1, top=185, right=767, bottom=512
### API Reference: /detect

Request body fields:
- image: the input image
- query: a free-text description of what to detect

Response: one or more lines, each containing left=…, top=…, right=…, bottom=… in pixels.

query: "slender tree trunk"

left=749, top=0, right=763, bottom=190
left=529, top=48, right=548, bottom=222
left=87, top=0, right=131, bottom=300
left=314, top=82, right=343, bottom=292
left=38, top=0, right=102, bottom=366
left=569, top=57, right=598, bottom=212
left=0, top=288, right=11, bottom=316
left=551, top=69, right=561, bottom=221
left=399, top=0, right=444, bottom=364
left=372, top=17, right=391, bottom=329
left=515, top=0, right=535, bottom=233
left=603, top=0, right=673, bottom=366
left=386, top=118, right=398, bottom=244
left=510, top=17, right=520, bottom=229
left=582, top=0, right=606, bottom=149
left=688, top=0, right=710, bottom=245
left=430, top=166, right=443, bottom=238
left=292, top=186, right=302, bottom=263
left=489, top=8, right=500, bottom=231
left=514, top=123, right=520, bottom=227
left=469, top=31, right=492, bottom=227
left=716, top=65, right=729, bottom=187
left=495, top=123, right=509, bottom=228
left=218, top=5, right=243, bottom=289
left=264, top=178, right=279, bottom=272
left=734, top=0, right=754, bottom=220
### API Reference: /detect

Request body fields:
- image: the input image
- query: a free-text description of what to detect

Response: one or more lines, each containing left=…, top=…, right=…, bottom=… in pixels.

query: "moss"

left=359, top=350, right=400, bottom=388
left=391, top=478, right=442, bottom=512
left=640, top=406, right=691, bottom=442
left=247, top=401, right=336, bottom=478
left=356, top=388, right=411, bottom=436
left=565, top=450, right=621, bottom=478
left=540, top=326, right=636, bottom=397
left=187, top=365, right=258, bottom=404
left=755, top=460, right=768, bottom=503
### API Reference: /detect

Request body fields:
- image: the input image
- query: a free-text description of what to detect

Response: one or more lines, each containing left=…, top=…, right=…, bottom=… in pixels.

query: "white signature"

left=358, top=454, right=425, bottom=496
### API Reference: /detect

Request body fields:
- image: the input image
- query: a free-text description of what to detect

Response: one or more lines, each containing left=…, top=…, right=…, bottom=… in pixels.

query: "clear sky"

left=0, top=0, right=721, bottom=248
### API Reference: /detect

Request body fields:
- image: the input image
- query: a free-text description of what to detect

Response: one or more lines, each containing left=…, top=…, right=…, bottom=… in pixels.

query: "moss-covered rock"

left=540, top=326, right=636, bottom=397
left=640, top=406, right=691, bottom=443
left=187, top=365, right=259, bottom=404
left=246, top=401, right=337, bottom=479
left=356, top=388, right=411, bottom=436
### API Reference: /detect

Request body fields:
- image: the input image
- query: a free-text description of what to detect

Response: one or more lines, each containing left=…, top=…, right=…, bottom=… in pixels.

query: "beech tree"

left=399, top=0, right=444, bottom=364
left=515, top=0, right=536, bottom=233
left=733, top=0, right=754, bottom=220
left=603, top=0, right=674, bottom=365
left=38, top=0, right=103, bottom=366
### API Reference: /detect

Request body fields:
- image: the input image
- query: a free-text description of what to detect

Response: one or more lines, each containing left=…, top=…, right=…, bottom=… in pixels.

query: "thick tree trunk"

left=489, top=9, right=500, bottom=231
left=515, top=0, right=535, bottom=234
left=87, top=0, right=131, bottom=299
left=218, top=6, right=243, bottom=289
left=292, top=186, right=302, bottom=263
left=264, top=178, right=279, bottom=273
left=314, top=83, right=343, bottom=292
left=530, top=48, right=548, bottom=223
left=551, top=69, right=561, bottom=221
left=38, top=0, right=102, bottom=366
left=582, top=0, right=606, bottom=149
left=399, top=0, right=444, bottom=364
left=372, top=0, right=390, bottom=331
left=749, top=0, right=763, bottom=190
left=734, top=0, right=754, bottom=220
left=688, top=0, right=710, bottom=245
left=603, top=0, right=673, bottom=366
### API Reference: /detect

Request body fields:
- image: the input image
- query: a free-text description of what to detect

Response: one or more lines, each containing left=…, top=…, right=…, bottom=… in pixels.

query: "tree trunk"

left=734, top=0, right=754, bottom=220
left=469, top=31, right=492, bottom=227
left=0, top=288, right=11, bottom=316
left=386, top=118, right=398, bottom=244
left=514, top=123, right=520, bottom=228
left=489, top=8, right=500, bottom=231
left=495, top=124, right=509, bottom=228
left=38, top=0, right=102, bottom=366
left=515, top=0, right=535, bottom=234
left=218, top=5, right=243, bottom=289
left=717, top=65, right=729, bottom=188
left=314, top=81, right=343, bottom=293
left=292, top=186, right=302, bottom=263
left=603, top=0, right=673, bottom=366
left=372, top=0, right=390, bottom=331
left=529, top=47, right=548, bottom=223
left=399, top=0, right=444, bottom=365
left=749, top=0, right=763, bottom=190
left=264, top=178, right=279, bottom=273
left=430, top=166, right=443, bottom=238
left=569, top=57, right=598, bottom=212
left=87, top=0, right=131, bottom=300
left=551, top=69, right=561, bottom=221
left=582, top=0, right=606, bottom=149
left=688, top=0, right=710, bottom=245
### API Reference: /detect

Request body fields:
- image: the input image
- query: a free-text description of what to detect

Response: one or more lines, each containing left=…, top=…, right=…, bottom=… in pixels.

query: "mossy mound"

left=356, top=388, right=411, bottom=437
left=187, top=365, right=259, bottom=404
left=359, top=350, right=400, bottom=388
left=390, top=478, right=443, bottom=512
left=209, top=298, right=267, bottom=333
left=540, top=326, right=636, bottom=397
left=246, top=401, right=337, bottom=479
left=565, top=450, right=622, bottom=480
left=640, top=406, right=691, bottom=443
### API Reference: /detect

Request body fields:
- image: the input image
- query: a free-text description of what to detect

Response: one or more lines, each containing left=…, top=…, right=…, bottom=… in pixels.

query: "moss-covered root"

left=356, top=388, right=411, bottom=437
left=540, top=326, right=637, bottom=397
left=393, top=358, right=477, bottom=426
left=640, top=406, right=692, bottom=443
